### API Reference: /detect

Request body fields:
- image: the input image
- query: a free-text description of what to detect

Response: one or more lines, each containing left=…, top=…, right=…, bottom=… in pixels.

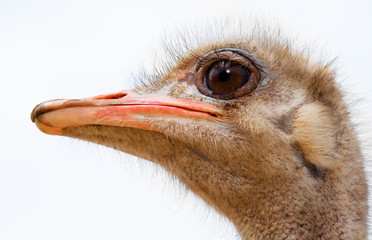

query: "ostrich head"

left=31, top=22, right=368, bottom=239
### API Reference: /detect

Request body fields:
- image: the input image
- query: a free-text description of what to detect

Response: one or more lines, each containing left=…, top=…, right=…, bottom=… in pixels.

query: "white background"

left=1, top=0, right=371, bottom=239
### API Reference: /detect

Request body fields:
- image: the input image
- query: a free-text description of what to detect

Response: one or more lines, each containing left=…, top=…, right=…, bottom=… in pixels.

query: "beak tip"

left=31, top=106, right=38, bottom=123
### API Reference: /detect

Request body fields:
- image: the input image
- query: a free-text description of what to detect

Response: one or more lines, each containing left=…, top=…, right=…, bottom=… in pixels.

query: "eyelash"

left=195, top=49, right=257, bottom=73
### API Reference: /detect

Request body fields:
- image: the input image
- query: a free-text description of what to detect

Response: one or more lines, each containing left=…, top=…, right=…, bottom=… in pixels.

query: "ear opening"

left=291, top=102, right=337, bottom=170
left=295, top=145, right=326, bottom=180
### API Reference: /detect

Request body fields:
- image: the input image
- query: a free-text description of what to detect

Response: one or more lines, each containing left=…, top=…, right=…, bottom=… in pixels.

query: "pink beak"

left=31, top=90, right=222, bottom=136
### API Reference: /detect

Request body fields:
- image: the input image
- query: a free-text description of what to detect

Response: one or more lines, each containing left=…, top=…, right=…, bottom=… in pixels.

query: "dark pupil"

left=204, top=60, right=251, bottom=96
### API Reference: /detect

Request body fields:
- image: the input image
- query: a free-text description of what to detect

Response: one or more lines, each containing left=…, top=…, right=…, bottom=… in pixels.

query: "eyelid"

left=195, top=48, right=261, bottom=73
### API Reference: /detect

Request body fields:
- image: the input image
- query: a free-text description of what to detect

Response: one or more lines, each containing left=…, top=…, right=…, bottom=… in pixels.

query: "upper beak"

left=31, top=90, right=222, bottom=135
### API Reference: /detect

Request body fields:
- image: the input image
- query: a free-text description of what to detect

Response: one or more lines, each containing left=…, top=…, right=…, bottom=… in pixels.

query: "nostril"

left=93, top=91, right=128, bottom=100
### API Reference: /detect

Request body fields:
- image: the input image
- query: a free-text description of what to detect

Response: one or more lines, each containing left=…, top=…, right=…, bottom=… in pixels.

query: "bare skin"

left=31, top=27, right=368, bottom=239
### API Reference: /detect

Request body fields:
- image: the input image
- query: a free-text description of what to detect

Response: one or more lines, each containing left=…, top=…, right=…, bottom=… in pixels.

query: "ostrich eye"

left=196, top=49, right=262, bottom=100
left=204, top=60, right=251, bottom=96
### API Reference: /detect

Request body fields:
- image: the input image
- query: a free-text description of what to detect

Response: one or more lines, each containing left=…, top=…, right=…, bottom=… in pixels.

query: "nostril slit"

left=110, top=92, right=127, bottom=99
left=95, top=92, right=127, bottom=100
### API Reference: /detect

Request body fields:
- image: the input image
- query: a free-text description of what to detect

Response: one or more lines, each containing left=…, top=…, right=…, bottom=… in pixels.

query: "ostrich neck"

left=170, top=153, right=366, bottom=240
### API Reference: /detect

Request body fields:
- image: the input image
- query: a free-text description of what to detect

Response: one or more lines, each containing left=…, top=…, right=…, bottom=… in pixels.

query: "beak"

left=31, top=90, right=222, bottom=136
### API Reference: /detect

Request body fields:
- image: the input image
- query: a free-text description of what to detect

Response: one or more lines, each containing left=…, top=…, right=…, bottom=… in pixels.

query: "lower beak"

left=31, top=90, right=222, bottom=136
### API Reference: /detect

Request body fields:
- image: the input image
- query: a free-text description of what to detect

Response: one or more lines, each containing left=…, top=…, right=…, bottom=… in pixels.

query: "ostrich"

left=31, top=22, right=368, bottom=239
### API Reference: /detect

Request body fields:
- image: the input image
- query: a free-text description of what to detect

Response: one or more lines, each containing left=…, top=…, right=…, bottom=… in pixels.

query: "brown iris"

left=204, top=60, right=251, bottom=96
left=195, top=49, right=262, bottom=100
